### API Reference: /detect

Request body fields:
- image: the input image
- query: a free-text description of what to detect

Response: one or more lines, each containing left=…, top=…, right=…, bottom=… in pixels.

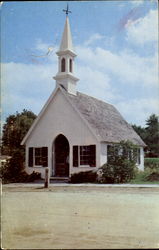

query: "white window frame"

left=33, top=147, right=43, bottom=167
left=73, top=145, right=96, bottom=168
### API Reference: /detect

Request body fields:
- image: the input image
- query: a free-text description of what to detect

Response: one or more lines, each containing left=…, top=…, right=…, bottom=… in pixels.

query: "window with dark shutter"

left=79, top=145, right=96, bottom=167
left=90, top=145, right=96, bottom=167
left=73, top=146, right=78, bottom=167
left=137, top=148, right=141, bottom=164
left=42, top=147, right=48, bottom=167
left=28, top=147, right=33, bottom=167
left=80, top=146, right=90, bottom=165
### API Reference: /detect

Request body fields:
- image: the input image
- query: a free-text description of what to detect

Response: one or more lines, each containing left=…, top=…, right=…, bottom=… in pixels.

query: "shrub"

left=0, top=150, right=41, bottom=183
left=70, top=171, right=97, bottom=183
left=145, top=172, right=159, bottom=181
left=26, top=171, right=41, bottom=182
left=99, top=141, right=137, bottom=184
left=99, top=160, right=136, bottom=184
left=0, top=150, right=24, bottom=182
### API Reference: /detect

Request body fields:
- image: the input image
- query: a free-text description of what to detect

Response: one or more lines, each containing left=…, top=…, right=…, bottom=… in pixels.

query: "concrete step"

left=50, top=177, right=69, bottom=180
left=50, top=177, right=70, bottom=183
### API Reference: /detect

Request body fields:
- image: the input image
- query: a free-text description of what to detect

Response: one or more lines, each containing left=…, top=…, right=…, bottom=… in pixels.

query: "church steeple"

left=54, top=7, right=79, bottom=95
left=59, top=16, right=74, bottom=52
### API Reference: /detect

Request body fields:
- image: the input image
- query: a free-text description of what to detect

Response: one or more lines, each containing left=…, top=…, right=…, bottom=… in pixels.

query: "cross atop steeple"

left=63, top=3, right=71, bottom=16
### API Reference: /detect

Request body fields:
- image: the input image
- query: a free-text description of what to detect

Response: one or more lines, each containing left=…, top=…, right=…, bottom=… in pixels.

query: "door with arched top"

left=54, top=134, right=69, bottom=177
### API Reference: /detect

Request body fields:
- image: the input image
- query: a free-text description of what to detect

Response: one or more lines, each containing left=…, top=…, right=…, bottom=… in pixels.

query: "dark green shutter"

left=73, top=146, right=78, bottom=167
left=138, top=148, right=141, bottom=164
left=28, top=147, right=33, bottom=167
left=90, top=145, right=96, bottom=167
left=42, top=147, right=48, bottom=167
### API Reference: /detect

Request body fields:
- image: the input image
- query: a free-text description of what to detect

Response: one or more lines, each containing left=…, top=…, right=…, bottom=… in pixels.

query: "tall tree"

left=2, top=109, right=37, bottom=157
left=132, top=114, right=159, bottom=157
left=132, top=124, right=146, bottom=142
left=145, top=114, right=159, bottom=157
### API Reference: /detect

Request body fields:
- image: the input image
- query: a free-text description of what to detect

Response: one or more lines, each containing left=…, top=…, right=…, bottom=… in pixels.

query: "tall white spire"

left=59, top=16, right=74, bottom=53
left=53, top=11, right=79, bottom=96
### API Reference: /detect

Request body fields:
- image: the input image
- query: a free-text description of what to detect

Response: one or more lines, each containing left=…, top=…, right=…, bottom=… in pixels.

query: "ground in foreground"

left=2, top=185, right=159, bottom=249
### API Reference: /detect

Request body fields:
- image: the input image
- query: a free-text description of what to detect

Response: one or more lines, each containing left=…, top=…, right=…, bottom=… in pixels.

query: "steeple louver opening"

left=69, top=59, right=72, bottom=72
left=61, top=58, right=66, bottom=72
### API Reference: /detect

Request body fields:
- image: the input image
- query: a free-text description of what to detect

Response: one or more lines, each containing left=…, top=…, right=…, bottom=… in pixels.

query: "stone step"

left=50, top=177, right=69, bottom=181
left=50, top=177, right=70, bottom=183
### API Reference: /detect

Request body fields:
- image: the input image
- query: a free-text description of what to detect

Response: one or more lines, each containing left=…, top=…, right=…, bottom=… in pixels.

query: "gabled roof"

left=21, top=86, right=146, bottom=147
left=66, top=90, right=146, bottom=147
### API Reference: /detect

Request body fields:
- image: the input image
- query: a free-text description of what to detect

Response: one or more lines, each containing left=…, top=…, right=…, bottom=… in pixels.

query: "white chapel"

left=21, top=11, right=145, bottom=179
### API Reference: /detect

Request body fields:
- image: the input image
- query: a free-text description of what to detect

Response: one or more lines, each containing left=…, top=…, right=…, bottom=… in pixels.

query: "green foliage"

left=1, top=109, right=37, bottom=183
left=0, top=151, right=41, bottom=183
left=132, top=114, right=159, bottom=157
left=70, top=171, right=97, bottom=183
left=2, top=109, right=37, bottom=156
left=100, top=161, right=136, bottom=184
left=145, top=172, right=159, bottom=181
left=130, top=158, right=159, bottom=184
left=107, top=140, right=139, bottom=164
left=130, top=170, right=149, bottom=184
left=99, top=141, right=137, bottom=184
left=130, top=169, right=159, bottom=184
left=0, top=150, right=24, bottom=182
left=144, top=158, right=159, bottom=170
left=132, top=124, right=146, bottom=142
left=145, top=114, right=159, bottom=157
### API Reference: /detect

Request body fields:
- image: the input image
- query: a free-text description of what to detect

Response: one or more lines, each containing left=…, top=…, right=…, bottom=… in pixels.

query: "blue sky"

left=1, top=0, right=158, bottom=128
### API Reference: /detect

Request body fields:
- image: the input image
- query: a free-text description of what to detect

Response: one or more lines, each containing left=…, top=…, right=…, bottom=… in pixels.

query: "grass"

left=145, top=158, right=159, bottom=163
left=144, top=158, right=159, bottom=170
left=130, top=163, right=159, bottom=184
left=130, top=172, right=159, bottom=184
left=130, top=157, right=159, bottom=184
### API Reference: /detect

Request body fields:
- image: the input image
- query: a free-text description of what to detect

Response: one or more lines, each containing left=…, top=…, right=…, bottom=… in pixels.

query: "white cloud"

left=76, top=65, right=119, bottom=102
left=126, top=9, right=158, bottom=45
left=26, top=39, right=58, bottom=64
left=76, top=45, right=158, bottom=87
left=1, top=62, right=56, bottom=120
left=117, top=98, right=159, bottom=126
left=35, top=39, right=52, bottom=53
left=130, top=0, right=144, bottom=6
left=84, top=33, right=105, bottom=46
left=2, top=31, right=158, bottom=127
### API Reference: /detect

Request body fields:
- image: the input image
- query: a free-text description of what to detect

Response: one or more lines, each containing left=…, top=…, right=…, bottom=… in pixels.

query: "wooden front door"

left=54, top=134, right=69, bottom=177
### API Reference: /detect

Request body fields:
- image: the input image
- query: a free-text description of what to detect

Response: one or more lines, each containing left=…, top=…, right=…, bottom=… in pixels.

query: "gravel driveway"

left=1, top=184, right=159, bottom=249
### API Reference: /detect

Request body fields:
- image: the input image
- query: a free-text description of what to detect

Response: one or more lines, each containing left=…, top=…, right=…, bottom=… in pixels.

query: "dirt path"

left=1, top=185, right=159, bottom=249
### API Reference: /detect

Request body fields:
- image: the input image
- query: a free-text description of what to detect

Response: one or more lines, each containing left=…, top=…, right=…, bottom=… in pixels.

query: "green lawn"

left=130, top=165, right=159, bottom=184
left=145, top=158, right=159, bottom=163
left=130, top=179, right=159, bottom=185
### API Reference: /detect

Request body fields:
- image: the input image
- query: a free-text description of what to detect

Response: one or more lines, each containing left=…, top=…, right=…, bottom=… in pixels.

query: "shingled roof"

left=67, top=91, right=146, bottom=146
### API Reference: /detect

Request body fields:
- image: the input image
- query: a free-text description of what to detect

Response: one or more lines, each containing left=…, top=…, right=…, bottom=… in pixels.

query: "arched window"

left=69, top=59, right=72, bottom=72
left=61, top=58, right=65, bottom=72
